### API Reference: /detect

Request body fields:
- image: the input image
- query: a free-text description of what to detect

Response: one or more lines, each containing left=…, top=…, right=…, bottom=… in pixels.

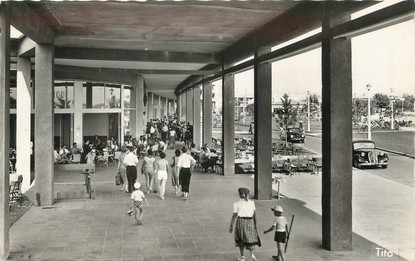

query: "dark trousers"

left=126, top=166, right=137, bottom=193
left=179, top=168, right=192, bottom=193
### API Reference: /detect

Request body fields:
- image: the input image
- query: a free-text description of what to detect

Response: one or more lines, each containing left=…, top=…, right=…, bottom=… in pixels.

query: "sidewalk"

left=8, top=143, right=411, bottom=261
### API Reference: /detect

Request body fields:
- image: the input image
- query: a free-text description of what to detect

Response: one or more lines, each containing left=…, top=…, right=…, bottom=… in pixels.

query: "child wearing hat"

left=264, top=205, right=288, bottom=261
left=130, top=182, right=148, bottom=225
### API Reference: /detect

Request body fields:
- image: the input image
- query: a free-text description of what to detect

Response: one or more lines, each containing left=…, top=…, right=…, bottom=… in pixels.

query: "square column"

left=203, top=83, right=213, bottom=148
left=147, top=92, right=154, bottom=120
left=0, top=4, right=10, bottom=258
left=130, top=87, right=137, bottom=136
left=153, top=94, right=159, bottom=119
left=135, top=76, right=145, bottom=137
left=176, top=95, right=181, bottom=120
left=181, top=94, right=186, bottom=121
left=321, top=5, right=353, bottom=251
left=254, top=49, right=272, bottom=200
left=161, top=96, right=167, bottom=118
left=222, top=74, right=235, bottom=176
left=35, top=43, right=55, bottom=206
left=73, top=80, right=83, bottom=147
left=186, top=90, right=193, bottom=124
left=193, top=87, right=201, bottom=148
left=16, top=57, right=32, bottom=191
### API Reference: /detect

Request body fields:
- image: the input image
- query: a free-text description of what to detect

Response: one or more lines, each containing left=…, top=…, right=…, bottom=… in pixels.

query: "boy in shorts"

left=264, top=205, right=288, bottom=261
left=130, top=182, right=148, bottom=225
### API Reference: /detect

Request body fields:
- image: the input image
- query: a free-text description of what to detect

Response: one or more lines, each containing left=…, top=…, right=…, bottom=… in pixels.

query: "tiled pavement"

left=9, top=143, right=410, bottom=261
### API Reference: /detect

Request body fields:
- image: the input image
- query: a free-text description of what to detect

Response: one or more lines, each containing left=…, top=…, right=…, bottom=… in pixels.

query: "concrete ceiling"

left=8, top=1, right=373, bottom=100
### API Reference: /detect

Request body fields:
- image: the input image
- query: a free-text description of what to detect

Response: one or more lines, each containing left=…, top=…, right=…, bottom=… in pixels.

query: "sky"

left=10, top=1, right=414, bottom=101
left=213, top=1, right=414, bottom=102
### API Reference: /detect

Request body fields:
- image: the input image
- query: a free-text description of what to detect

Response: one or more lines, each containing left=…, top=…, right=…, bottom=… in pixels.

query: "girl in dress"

left=229, top=187, right=260, bottom=261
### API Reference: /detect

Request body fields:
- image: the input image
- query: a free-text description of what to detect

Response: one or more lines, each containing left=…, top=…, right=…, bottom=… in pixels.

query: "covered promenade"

left=0, top=1, right=414, bottom=260
left=8, top=142, right=408, bottom=261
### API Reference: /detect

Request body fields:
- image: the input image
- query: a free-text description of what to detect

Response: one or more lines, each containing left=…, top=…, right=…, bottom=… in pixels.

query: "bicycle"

left=81, top=170, right=93, bottom=199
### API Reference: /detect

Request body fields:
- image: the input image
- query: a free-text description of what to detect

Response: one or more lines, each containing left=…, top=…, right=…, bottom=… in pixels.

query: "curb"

left=377, top=147, right=415, bottom=159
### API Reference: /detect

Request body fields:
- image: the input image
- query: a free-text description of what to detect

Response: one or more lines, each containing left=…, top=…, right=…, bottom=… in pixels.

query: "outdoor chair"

left=96, top=150, right=109, bottom=167
left=114, top=151, right=122, bottom=162
left=272, top=159, right=286, bottom=173
left=9, top=175, right=23, bottom=204
left=312, top=157, right=322, bottom=175
left=71, top=153, right=81, bottom=164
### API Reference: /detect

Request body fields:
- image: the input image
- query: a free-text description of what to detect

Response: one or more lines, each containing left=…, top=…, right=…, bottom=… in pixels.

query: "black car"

left=286, top=127, right=305, bottom=143
left=352, top=140, right=389, bottom=169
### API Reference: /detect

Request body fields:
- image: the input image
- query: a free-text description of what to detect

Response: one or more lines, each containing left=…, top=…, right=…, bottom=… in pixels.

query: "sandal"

left=237, top=256, right=245, bottom=261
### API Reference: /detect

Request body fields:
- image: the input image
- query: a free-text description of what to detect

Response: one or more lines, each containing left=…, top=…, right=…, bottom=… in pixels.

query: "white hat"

left=134, top=182, right=141, bottom=189
left=271, top=205, right=283, bottom=213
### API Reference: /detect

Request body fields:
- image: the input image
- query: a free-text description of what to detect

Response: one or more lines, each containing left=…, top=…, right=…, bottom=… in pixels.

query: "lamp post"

left=366, top=84, right=372, bottom=140
left=390, top=88, right=394, bottom=130
left=307, top=91, right=310, bottom=132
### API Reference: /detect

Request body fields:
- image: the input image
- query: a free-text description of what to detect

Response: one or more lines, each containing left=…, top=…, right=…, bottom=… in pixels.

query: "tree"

left=278, top=93, right=299, bottom=130
left=372, top=93, right=389, bottom=110
left=245, top=103, right=254, bottom=115
left=352, top=98, right=367, bottom=132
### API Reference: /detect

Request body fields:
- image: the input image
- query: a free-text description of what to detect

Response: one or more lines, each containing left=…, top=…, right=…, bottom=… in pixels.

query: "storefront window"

left=124, top=110, right=131, bottom=136
left=91, top=85, right=121, bottom=109
left=124, top=87, right=132, bottom=108
left=54, top=85, right=74, bottom=109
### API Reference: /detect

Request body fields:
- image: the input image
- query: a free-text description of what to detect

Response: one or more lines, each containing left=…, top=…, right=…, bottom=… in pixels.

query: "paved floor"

left=9, top=143, right=412, bottom=261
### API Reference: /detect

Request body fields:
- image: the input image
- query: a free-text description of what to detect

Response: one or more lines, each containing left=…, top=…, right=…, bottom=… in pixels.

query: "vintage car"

left=352, top=140, right=389, bottom=169
left=286, top=127, right=305, bottom=143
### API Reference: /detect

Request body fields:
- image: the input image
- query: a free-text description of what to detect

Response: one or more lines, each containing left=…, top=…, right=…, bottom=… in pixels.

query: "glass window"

left=107, top=86, right=121, bottom=108
left=92, top=85, right=105, bottom=108
left=54, top=85, right=73, bottom=109
left=124, top=87, right=132, bottom=108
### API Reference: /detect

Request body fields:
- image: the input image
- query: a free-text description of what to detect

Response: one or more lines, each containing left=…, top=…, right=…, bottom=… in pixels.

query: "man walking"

left=123, top=146, right=139, bottom=193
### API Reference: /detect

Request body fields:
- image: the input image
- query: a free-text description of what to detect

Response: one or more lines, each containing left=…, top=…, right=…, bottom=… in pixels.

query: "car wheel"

left=382, top=165, right=388, bottom=169
left=353, top=158, right=359, bottom=168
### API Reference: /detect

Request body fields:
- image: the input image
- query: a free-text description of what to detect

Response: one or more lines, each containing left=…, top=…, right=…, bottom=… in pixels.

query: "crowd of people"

left=51, top=113, right=291, bottom=260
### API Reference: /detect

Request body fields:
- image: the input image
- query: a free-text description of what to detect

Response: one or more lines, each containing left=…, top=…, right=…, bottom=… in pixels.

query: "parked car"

left=286, top=127, right=305, bottom=143
left=352, top=140, right=389, bottom=169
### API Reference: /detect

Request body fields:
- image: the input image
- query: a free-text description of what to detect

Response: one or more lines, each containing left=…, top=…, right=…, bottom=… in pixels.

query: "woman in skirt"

left=229, top=187, right=260, bottom=261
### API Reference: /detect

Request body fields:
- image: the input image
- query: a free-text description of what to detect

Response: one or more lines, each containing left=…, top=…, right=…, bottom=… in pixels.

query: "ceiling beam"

left=332, top=1, right=415, bottom=39
left=55, top=47, right=221, bottom=64
left=54, top=66, right=137, bottom=86
left=219, top=1, right=373, bottom=64
left=54, top=65, right=213, bottom=76
left=7, top=2, right=54, bottom=44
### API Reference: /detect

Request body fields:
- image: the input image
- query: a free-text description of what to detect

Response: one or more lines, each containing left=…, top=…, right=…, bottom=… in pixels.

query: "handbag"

left=115, top=171, right=122, bottom=186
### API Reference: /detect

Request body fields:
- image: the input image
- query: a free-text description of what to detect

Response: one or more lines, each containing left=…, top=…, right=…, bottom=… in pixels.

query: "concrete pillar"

left=176, top=95, right=181, bottom=120
left=130, top=87, right=137, bottom=137
left=147, top=92, right=154, bottom=120
left=222, top=74, right=235, bottom=176
left=254, top=48, right=272, bottom=200
left=153, top=94, right=158, bottom=119
left=321, top=5, right=353, bottom=251
left=186, top=90, right=193, bottom=125
left=73, top=80, right=83, bottom=147
left=161, top=96, right=167, bottom=118
left=16, top=56, right=31, bottom=191
left=203, top=83, right=213, bottom=148
left=0, top=4, right=10, bottom=258
left=181, top=94, right=186, bottom=121
left=120, top=85, right=125, bottom=145
left=193, top=87, right=201, bottom=149
left=35, top=43, right=55, bottom=206
left=135, top=76, right=145, bottom=137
